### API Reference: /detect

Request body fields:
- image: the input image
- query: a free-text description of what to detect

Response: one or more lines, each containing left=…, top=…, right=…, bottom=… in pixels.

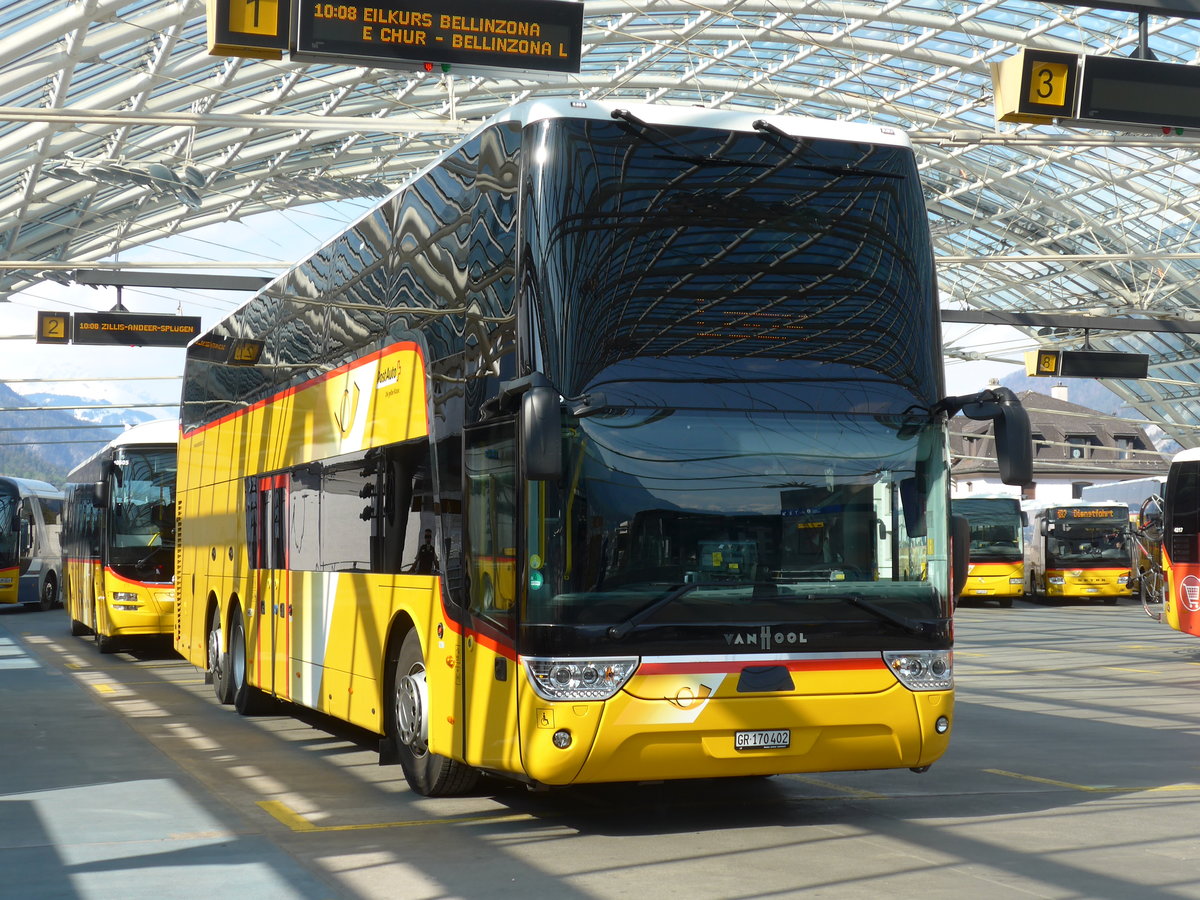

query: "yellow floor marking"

left=1102, top=666, right=1158, bottom=673
left=93, top=684, right=116, bottom=694
left=258, top=800, right=537, bottom=833
left=986, top=769, right=1200, bottom=794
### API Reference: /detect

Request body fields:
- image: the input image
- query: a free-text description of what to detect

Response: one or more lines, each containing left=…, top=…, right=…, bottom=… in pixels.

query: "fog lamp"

left=552, top=729, right=572, bottom=749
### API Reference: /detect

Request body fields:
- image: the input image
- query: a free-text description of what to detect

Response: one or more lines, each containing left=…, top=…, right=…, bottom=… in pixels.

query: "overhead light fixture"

left=46, top=157, right=204, bottom=209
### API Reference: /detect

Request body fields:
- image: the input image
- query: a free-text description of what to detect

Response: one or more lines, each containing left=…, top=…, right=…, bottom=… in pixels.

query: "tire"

left=93, top=601, right=118, bottom=653
left=69, top=617, right=89, bottom=637
left=229, top=608, right=271, bottom=715
left=39, top=573, right=58, bottom=612
left=999, top=597, right=1013, bottom=609
left=391, top=630, right=478, bottom=796
left=208, top=607, right=233, bottom=705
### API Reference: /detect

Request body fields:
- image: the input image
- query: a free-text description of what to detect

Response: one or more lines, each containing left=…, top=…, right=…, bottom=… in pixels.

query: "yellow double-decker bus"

left=62, top=419, right=178, bottom=652
left=174, top=99, right=1031, bottom=795
left=950, top=495, right=1024, bottom=607
left=1026, top=503, right=1133, bottom=604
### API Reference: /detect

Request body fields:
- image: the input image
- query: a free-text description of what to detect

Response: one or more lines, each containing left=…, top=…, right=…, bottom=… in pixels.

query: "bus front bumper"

left=519, top=685, right=953, bottom=786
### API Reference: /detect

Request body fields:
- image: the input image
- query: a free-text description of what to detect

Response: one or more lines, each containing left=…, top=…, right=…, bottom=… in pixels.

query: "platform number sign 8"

left=1027, top=60, right=1071, bottom=108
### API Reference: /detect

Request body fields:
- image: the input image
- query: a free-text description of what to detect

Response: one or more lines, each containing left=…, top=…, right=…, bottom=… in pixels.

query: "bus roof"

left=65, top=418, right=178, bottom=483
left=206, top=99, right=916, bottom=346
left=0, top=476, right=62, bottom=499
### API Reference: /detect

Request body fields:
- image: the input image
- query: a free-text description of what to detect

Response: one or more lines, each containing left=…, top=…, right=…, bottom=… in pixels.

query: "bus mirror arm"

left=937, top=387, right=1034, bottom=488
left=498, top=372, right=555, bottom=412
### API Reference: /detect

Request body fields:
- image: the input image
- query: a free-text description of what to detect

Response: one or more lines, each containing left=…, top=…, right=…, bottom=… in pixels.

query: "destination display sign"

left=292, top=0, right=584, bottom=74
left=1052, top=506, right=1126, bottom=521
left=72, top=313, right=203, bottom=348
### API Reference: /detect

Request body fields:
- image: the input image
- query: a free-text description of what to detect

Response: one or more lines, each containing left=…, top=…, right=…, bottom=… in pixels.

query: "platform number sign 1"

left=206, top=0, right=289, bottom=59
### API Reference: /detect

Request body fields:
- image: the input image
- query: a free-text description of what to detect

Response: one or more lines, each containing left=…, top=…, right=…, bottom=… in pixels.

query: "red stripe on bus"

left=181, top=340, right=425, bottom=437
left=636, top=657, right=885, bottom=676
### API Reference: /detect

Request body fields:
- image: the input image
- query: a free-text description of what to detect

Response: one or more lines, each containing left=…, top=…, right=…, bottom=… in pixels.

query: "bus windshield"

left=1047, top=519, right=1130, bottom=564
left=0, top=482, right=18, bottom=565
left=110, top=448, right=176, bottom=578
left=527, top=407, right=948, bottom=628
left=952, top=498, right=1023, bottom=562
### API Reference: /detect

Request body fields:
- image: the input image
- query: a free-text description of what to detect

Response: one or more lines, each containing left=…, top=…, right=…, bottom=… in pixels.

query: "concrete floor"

left=2, top=597, right=1199, bottom=899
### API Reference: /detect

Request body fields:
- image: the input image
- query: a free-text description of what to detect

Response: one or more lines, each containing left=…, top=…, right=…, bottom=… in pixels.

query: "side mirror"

left=957, top=388, right=1033, bottom=487
left=521, top=385, right=562, bottom=481
left=951, top=514, right=971, bottom=601
left=92, top=480, right=108, bottom=509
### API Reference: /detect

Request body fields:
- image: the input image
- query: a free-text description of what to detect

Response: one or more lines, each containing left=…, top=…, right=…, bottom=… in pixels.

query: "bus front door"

left=252, top=475, right=291, bottom=701
left=462, top=421, right=521, bottom=773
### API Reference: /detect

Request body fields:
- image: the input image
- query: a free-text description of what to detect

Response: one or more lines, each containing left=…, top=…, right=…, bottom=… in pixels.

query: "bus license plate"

left=735, top=729, right=790, bottom=750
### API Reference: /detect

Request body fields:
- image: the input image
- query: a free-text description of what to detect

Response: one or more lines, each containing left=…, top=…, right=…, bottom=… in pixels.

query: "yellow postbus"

left=62, top=419, right=178, bottom=652
left=950, top=495, right=1024, bottom=607
left=174, top=99, right=1031, bottom=795
left=1026, top=503, right=1133, bottom=604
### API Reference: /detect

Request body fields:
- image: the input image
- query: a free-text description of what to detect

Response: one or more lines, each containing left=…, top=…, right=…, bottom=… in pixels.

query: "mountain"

left=0, top=383, right=163, bottom=485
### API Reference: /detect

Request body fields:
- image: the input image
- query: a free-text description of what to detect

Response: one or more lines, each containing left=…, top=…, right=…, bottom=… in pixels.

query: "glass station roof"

left=5, top=0, right=1200, bottom=445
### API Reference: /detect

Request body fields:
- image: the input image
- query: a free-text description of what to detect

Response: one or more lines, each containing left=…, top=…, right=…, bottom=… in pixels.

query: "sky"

left=0, top=200, right=376, bottom=413
left=0, top=200, right=1032, bottom=418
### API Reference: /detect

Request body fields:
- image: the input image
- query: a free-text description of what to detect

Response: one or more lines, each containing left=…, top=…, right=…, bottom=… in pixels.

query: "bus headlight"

left=112, top=591, right=140, bottom=610
left=1009, top=578, right=1023, bottom=585
left=883, top=650, right=953, bottom=691
left=1049, top=576, right=1065, bottom=585
left=523, top=657, right=639, bottom=701
left=1118, top=575, right=1129, bottom=584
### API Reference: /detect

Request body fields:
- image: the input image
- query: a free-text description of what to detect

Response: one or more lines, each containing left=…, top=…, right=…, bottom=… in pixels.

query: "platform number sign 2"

left=37, top=311, right=71, bottom=345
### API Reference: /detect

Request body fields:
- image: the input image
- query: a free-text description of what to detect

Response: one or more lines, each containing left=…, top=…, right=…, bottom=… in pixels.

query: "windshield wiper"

left=607, top=582, right=701, bottom=640
left=823, top=591, right=938, bottom=638
left=607, top=583, right=941, bottom=640
left=751, top=120, right=905, bottom=180
left=610, top=108, right=766, bottom=169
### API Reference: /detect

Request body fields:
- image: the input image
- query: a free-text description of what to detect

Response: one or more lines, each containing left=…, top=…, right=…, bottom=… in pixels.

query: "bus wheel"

left=70, top=618, right=89, bottom=637
left=392, top=630, right=478, bottom=796
left=208, top=609, right=233, bottom=705
left=229, top=609, right=271, bottom=715
left=999, top=597, right=1013, bottom=609
left=39, top=573, right=58, bottom=612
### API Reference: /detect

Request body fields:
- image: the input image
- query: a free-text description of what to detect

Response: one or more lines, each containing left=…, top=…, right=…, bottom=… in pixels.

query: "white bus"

left=0, top=476, right=63, bottom=611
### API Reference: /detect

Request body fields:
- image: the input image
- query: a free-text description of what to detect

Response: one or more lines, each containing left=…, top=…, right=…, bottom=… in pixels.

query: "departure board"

left=292, top=0, right=584, bottom=74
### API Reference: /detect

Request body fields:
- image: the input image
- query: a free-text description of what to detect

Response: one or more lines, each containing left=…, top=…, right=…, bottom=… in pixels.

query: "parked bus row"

left=951, top=486, right=1166, bottom=607
left=24, top=100, right=1036, bottom=796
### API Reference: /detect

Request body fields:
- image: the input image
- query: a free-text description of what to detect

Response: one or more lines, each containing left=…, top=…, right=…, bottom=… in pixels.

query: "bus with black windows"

left=62, top=419, right=178, bottom=652
left=950, top=494, right=1024, bottom=607
left=173, top=99, right=1031, bottom=796
left=0, top=477, right=63, bottom=611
